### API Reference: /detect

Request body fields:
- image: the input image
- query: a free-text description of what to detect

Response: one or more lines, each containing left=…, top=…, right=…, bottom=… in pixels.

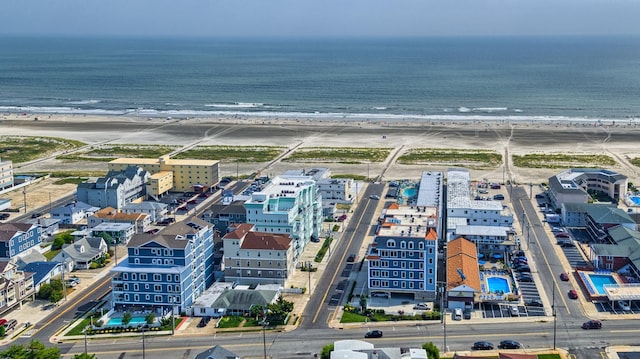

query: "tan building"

left=222, top=223, right=295, bottom=286
left=109, top=155, right=219, bottom=194
left=88, top=207, right=150, bottom=234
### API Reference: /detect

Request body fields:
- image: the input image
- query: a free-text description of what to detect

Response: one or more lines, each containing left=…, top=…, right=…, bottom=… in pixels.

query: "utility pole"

left=23, top=188, right=27, bottom=213
left=552, top=285, right=557, bottom=350
left=262, top=319, right=269, bottom=359
left=308, top=261, right=312, bottom=294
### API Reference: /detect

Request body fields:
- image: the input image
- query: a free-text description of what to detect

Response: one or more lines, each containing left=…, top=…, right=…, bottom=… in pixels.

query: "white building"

left=446, top=168, right=514, bottom=242
left=121, top=201, right=168, bottom=223
left=244, top=174, right=322, bottom=260
left=548, top=168, right=628, bottom=209
left=0, top=158, right=13, bottom=191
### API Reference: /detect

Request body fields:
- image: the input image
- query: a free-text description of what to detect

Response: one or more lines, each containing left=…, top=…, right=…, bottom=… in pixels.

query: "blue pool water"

left=588, top=274, right=618, bottom=295
left=403, top=188, right=417, bottom=197
left=486, top=276, right=511, bottom=294
left=630, top=196, right=640, bottom=205
left=107, top=316, right=148, bottom=326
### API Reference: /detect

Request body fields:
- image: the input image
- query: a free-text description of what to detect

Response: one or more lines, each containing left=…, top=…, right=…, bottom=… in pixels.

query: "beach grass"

left=397, top=148, right=502, bottom=167
left=333, top=174, right=368, bottom=181
left=513, top=153, right=616, bottom=168
left=57, top=144, right=178, bottom=162
left=53, top=177, right=89, bottom=185
left=0, top=136, right=86, bottom=163
left=284, top=147, right=391, bottom=164
left=174, top=145, right=285, bottom=163
left=630, top=157, right=640, bottom=168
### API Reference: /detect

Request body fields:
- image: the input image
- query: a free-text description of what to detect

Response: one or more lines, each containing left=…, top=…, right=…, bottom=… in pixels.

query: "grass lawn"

left=44, top=249, right=61, bottom=261
left=53, top=177, right=89, bottom=185
left=216, top=316, right=245, bottom=328
left=340, top=311, right=367, bottom=323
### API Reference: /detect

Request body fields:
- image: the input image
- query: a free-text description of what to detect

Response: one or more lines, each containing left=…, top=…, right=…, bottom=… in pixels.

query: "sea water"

left=1, top=36, right=639, bottom=121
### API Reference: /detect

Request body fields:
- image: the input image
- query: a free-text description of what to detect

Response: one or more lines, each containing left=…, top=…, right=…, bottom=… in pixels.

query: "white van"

left=453, top=308, right=463, bottom=321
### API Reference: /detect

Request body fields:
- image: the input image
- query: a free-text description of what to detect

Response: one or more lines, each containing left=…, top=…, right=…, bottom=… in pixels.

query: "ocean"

left=1, top=36, right=639, bottom=122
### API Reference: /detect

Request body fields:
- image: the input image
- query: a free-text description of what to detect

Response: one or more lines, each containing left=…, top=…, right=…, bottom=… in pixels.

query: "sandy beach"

left=1, top=112, right=640, bottom=185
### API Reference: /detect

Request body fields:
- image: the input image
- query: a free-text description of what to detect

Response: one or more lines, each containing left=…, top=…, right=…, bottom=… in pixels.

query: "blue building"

left=366, top=172, right=443, bottom=301
left=110, top=217, right=215, bottom=314
left=0, top=223, right=42, bottom=260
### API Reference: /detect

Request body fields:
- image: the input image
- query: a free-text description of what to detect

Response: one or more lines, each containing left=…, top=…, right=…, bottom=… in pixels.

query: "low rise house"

left=50, top=201, right=100, bottom=225
left=191, top=282, right=280, bottom=317
left=19, top=261, right=64, bottom=292
left=90, top=222, right=136, bottom=245
left=194, top=345, right=240, bottom=359
left=446, top=237, right=481, bottom=309
left=52, top=237, right=108, bottom=271
left=121, top=202, right=168, bottom=223
left=89, top=207, right=150, bottom=234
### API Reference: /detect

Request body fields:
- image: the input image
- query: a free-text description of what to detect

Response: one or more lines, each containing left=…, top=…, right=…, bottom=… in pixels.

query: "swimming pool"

left=630, top=196, right=640, bottom=206
left=403, top=188, right=417, bottom=197
left=587, top=273, right=618, bottom=295
left=107, top=316, right=148, bottom=326
left=486, top=276, right=511, bottom=294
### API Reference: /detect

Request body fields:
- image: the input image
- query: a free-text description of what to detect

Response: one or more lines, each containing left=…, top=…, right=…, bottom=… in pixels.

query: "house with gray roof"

left=191, top=282, right=280, bottom=317
left=202, top=200, right=246, bottom=234
left=194, top=345, right=240, bottom=359
left=122, top=201, right=168, bottom=223
left=52, top=237, right=108, bottom=271
left=50, top=201, right=100, bottom=225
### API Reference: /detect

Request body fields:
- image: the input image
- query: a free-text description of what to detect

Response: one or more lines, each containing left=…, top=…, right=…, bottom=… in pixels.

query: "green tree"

left=359, top=294, right=367, bottom=313
left=319, top=343, right=334, bottom=359
left=250, top=304, right=264, bottom=320
left=0, top=339, right=61, bottom=359
left=122, top=311, right=132, bottom=325
left=145, top=312, right=156, bottom=325
left=37, top=283, right=53, bottom=300
left=51, top=236, right=66, bottom=250
left=50, top=290, right=63, bottom=304
left=50, top=279, right=63, bottom=292
left=0, top=326, right=5, bottom=337
left=422, top=341, right=440, bottom=359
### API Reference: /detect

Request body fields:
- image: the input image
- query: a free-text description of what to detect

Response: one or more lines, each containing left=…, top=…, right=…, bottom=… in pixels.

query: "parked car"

left=463, top=309, right=472, bottom=319
left=617, top=300, right=631, bottom=311
left=347, top=254, right=356, bottom=262
left=560, top=272, right=570, bottom=281
left=514, top=250, right=526, bottom=257
left=493, top=194, right=505, bottom=200
left=513, top=258, right=528, bottom=265
left=472, top=341, right=494, bottom=350
left=582, top=320, right=602, bottom=329
left=568, top=289, right=578, bottom=299
left=518, top=275, right=534, bottom=283
left=558, top=240, right=574, bottom=247
left=453, top=308, right=463, bottom=321
left=516, top=266, right=531, bottom=273
left=0, top=213, right=9, bottom=220
left=31, top=212, right=43, bottom=218
left=413, top=303, right=431, bottom=310
left=526, top=299, right=544, bottom=307
left=555, top=232, right=570, bottom=238
left=498, top=340, right=521, bottom=349
left=4, top=319, right=17, bottom=331
left=509, top=305, right=519, bottom=317
left=0, top=319, right=6, bottom=326
left=364, top=330, right=383, bottom=338
left=551, top=226, right=563, bottom=232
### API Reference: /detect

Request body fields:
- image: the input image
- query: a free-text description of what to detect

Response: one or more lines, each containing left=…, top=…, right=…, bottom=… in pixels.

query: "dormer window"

left=386, top=239, right=396, bottom=248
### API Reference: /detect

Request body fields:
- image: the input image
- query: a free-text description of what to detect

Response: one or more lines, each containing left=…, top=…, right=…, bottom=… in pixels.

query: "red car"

left=560, top=273, right=570, bottom=281
left=568, top=289, right=578, bottom=299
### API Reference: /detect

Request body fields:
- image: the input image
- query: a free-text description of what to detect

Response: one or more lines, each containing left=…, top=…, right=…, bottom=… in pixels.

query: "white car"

left=618, top=300, right=631, bottom=311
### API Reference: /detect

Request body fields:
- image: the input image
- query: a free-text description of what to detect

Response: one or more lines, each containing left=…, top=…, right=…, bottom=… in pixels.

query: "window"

left=153, top=274, right=161, bottom=281
left=134, top=284, right=139, bottom=291
left=155, top=295, right=162, bottom=302
left=400, top=241, right=406, bottom=249
left=134, top=294, right=139, bottom=301
left=386, top=239, right=396, bottom=248
left=140, top=274, right=147, bottom=281
left=154, top=285, right=162, bottom=291
left=132, top=273, right=137, bottom=280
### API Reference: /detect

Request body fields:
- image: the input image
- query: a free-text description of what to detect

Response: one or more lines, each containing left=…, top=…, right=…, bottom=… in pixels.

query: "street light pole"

left=262, top=320, right=269, bottom=359
left=142, top=327, right=146, bottom=359
left=83, top=326, right=88, bottom=354
left=23, top=188, right=27, bottom=213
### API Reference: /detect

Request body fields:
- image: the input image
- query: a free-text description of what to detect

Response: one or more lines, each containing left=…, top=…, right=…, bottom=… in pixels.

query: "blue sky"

left=1, top=0, right=639, bottom=38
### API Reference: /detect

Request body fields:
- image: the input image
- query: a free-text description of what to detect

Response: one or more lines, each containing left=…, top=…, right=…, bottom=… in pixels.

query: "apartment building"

left=0, top=261, right=35, bottom=316
left=0, top=158, right=13, bottom=191
left=367, top=172, right=444, bottom=301
left=109, top=155, right=220, bottom=194
left=89, top=207, right=150, bottom=234
left=244, top=174, right=322, bottom=260
left=77, top=165, right=150, bottom=209
left=110, top=217, right=215, bottom=314
left=548, top=168, right=628, bottom=209
left=0, top=222, right=42, bottom=260
left=222, top=223, right=294, bottom=286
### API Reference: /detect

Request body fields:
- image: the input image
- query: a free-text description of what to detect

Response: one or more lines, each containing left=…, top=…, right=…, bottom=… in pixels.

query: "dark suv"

left=364, top=330, right=383, bottom=338
left=582, top=320, right=602, bottom=329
